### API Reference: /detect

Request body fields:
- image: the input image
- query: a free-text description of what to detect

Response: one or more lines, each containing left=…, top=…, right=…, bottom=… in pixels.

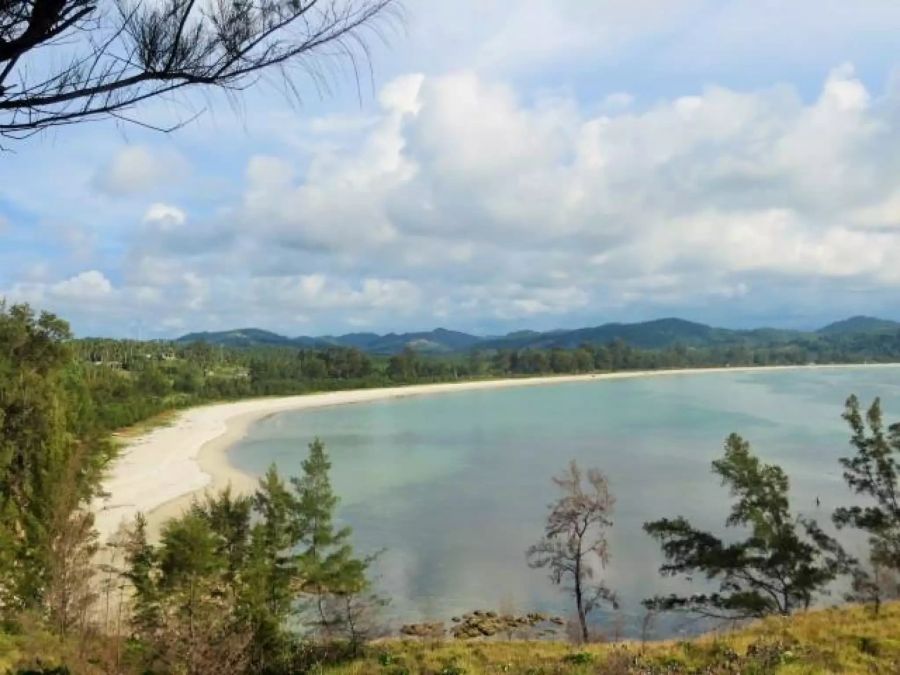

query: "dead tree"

left=527, top=460, right=617, bottom=643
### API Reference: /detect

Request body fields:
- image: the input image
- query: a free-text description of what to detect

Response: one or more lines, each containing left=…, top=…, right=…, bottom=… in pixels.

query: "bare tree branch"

left=527, top=460, right=617, bottom=643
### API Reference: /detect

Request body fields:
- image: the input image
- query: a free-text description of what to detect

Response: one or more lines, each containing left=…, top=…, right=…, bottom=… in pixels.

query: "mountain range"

left=175, top=315, right=900, bottom=355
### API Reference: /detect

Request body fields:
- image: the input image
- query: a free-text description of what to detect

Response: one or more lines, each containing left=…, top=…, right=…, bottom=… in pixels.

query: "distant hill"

left=479, top=318, right=730, bottom=351
left=176, top=327, right=481, bottom=354
left=176, top=315, right=898, bottom=354
left=817, top=315, right=900, bottom=336
left=322, top=328, right=481, bottom=354
left=176, top=328, right=301, bottom=348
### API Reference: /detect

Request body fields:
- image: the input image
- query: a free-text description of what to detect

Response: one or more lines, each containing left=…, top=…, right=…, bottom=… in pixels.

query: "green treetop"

left=644, top=433, right=848, bottom=620
left=291, top=438, right=368, bottom=627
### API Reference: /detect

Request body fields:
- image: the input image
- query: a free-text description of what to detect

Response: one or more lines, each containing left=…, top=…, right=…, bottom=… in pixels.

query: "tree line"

left=70, top=324, right=900, bottom=433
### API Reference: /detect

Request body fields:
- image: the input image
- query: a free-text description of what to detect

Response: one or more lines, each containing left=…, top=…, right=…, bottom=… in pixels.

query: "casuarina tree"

left=644, top=433, right=848, bottom=620
left=833, top=395, right=900, bottom=572
left=291, top=437, right=367, bottom=631
left=527, top=460, right=617, bottom=643
left=0, top=0, right=399, bottom=139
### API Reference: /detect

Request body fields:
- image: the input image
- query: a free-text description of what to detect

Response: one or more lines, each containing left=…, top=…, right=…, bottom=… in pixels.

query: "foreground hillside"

left=1, top=605, right=898, bottom=675
left=3, top=602, right=898, bottom=673
left=323, top=603, right=900, bottom=674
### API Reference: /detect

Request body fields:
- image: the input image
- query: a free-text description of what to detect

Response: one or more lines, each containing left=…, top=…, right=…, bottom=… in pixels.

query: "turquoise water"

left=228, top=367, right=900, bottom=637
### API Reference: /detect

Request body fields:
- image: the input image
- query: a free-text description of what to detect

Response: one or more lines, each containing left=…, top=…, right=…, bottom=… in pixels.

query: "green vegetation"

left=313, top=602, right=900, bottom=674
left=69, top=318, right=900, bottom=436
left=172, top=315, right=900, bottom=353
left=643, top=434, right=848, bottom=619
left=5, top=300, right=900, bottom=673
left=118, top=440, right=373, bottom=674
left=0, top=303, right=114, bottom=629
left=834, top=397, right=900, bottom=581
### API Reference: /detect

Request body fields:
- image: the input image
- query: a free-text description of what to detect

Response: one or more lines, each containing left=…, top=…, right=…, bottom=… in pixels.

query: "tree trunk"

left=189, top=576, right=196, bottom=675
left=574, top=543, right=588, bottom=643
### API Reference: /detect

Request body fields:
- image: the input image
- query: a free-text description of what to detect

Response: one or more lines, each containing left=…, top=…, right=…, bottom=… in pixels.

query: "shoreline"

left=92, top=362, right=900, bottom=542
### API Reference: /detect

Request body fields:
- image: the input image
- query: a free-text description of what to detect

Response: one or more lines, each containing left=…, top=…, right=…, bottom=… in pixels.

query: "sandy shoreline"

left=92, top=363, right=900, bottom=542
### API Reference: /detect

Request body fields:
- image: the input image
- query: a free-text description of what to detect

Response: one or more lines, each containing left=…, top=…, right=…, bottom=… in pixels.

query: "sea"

left=228, top=366, right=900, bottom=637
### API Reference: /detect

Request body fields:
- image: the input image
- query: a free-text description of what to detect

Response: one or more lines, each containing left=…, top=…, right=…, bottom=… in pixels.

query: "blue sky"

left=4, top=0, right=900, bottom=338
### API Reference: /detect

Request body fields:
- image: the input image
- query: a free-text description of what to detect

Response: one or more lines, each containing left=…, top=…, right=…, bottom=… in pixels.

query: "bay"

left=228, top=366, right=900, bottom=637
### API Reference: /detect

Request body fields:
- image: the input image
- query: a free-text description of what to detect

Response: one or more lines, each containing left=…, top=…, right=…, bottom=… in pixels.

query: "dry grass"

left=323, top=602, right=900, bottom=674
left=2, top=602, right=899, bottom=673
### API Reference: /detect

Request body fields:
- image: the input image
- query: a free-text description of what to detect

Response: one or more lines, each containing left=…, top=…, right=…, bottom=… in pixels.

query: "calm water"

left=229, top=367, right=900, bottom=637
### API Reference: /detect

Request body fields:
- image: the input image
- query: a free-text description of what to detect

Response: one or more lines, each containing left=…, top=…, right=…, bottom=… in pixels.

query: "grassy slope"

left=325, top=602, right=900, bottom=674
left=2, top=603, right=899, bottom=673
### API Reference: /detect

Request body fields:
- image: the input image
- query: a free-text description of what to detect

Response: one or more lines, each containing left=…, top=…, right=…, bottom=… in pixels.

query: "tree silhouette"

left=0, top=0, right=399, bottom=139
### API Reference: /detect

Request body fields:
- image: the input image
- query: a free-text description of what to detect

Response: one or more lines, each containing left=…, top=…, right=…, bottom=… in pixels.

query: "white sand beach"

left=92, top=363, right=900, bottom=543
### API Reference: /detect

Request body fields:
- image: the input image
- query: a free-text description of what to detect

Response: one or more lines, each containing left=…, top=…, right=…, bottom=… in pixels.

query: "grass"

left=2, top=603, right=900, bottom=673
left=322, top=602, right=900, bottom=674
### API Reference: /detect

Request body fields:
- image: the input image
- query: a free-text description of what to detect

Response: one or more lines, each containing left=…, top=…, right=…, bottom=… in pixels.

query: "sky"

left=4, top=0, right=900, bottom=338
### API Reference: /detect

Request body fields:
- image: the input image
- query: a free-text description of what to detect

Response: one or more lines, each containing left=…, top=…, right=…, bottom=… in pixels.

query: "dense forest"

left=73, top=323, right=900, bottom=432
left=3, top=301, right=900, bottom=673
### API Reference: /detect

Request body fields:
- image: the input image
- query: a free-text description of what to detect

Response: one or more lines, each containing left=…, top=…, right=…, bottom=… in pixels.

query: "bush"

left=561, top=652, right=593, bottom=665
left=856, top=636, right=879, bottom=656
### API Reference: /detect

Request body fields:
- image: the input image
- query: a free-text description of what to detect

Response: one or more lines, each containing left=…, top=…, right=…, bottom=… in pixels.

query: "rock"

left=400, top=621, right=445, bottom=638
left=448, top=608, right=564, bottom=640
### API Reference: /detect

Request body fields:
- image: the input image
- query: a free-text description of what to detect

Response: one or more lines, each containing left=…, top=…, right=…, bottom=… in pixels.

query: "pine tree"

left=123, top=513, right=161, bottom=641
left=191, top=487, right=253, bottom=590
left=0, top=302, right=111, bottom=614
left=833, top=395, right=900, bottom=572
left=291, top=438, right=368, bottom=633
left=244, top=466, right=298, bottom=669
left=644, top=433, right=848, bottom=619
left=144, top=511, right=250, bottom=674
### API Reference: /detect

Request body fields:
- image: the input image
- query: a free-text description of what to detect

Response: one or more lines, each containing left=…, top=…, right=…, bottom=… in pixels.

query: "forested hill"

left=816, top=315, right=900, bottom=336
left=177, top=315, right=900, bottom=354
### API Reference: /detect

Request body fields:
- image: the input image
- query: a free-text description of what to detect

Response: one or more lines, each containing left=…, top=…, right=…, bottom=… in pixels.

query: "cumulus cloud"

left=7, top=271, right=114, bottom=309
left=52, top=270, right=113, bottom=299
left=74, top=63, right=895, bottom=335
left=94, top=145, right=190, bottom=196
left=143, top=203, right=187, bottom=228
left=8, top=57, right=900, bottom=336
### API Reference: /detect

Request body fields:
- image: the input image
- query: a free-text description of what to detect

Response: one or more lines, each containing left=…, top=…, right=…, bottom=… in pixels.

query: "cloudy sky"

left=4, top=0, right=900, bottom=338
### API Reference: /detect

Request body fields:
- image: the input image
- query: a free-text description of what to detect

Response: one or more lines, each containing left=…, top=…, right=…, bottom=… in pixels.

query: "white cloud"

left=95, top=145, right=190, bottom=196
left=247, top=275, right=422, bottom=313
left=98, top=63, right=900, bottom=335
left=9, top=33, right=900, bottom=335
left=52, top=270, right=113, bottom=299
left=7, top=270, right=113, bottom=307
left=143, top=203, right=187, bottom=228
